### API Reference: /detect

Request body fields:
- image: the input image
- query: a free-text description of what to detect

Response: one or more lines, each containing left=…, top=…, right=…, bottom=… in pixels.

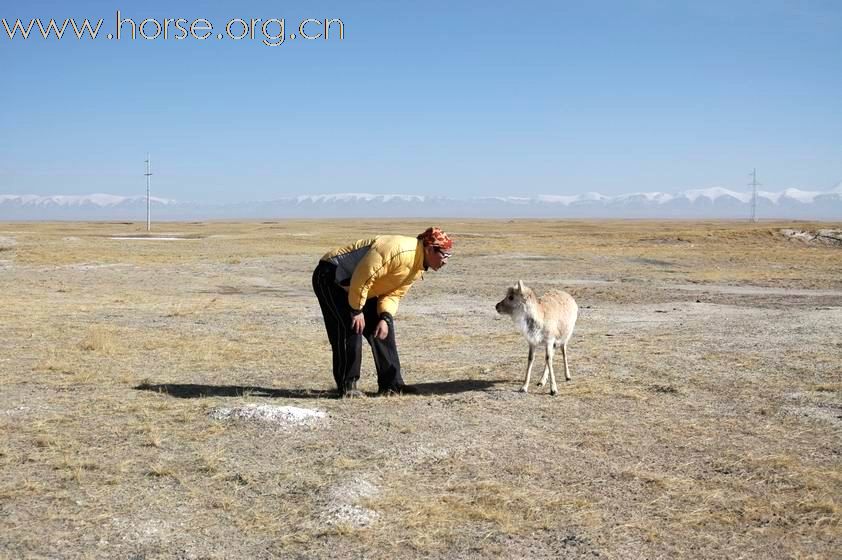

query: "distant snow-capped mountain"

left=0, top=193, right=175, bottom=207
left=1, top=186, right=840, bottom=220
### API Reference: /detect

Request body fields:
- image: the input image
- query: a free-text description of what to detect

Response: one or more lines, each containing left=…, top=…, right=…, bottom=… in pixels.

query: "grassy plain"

left=1, top=219, right=840, bottom=559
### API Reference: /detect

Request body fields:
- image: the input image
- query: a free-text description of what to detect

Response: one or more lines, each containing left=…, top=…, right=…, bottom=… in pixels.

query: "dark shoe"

left=377, top=383, right=420, bottom=396
left=396, top=384, right=420, bottom=395
left=339, top=379, right=364, bottom=399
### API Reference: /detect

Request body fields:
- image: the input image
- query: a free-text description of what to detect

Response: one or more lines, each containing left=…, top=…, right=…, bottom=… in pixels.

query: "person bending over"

left=311, top=227, right=453, bottom=398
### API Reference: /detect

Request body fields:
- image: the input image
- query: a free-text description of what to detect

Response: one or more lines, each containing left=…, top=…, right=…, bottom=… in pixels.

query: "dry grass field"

left=1, top=219, right=840, bottom=559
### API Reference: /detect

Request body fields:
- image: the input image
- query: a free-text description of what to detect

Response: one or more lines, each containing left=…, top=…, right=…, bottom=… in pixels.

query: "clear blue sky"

left=1, top=0, right=840, bottom=202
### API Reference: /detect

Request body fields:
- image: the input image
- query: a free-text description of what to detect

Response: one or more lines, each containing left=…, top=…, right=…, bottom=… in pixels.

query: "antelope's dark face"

left=495, top=281, right=530, bottom=316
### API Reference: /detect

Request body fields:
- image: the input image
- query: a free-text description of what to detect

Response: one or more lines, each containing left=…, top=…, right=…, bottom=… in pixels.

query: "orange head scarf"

left=417, top=227, right=453, bottom=251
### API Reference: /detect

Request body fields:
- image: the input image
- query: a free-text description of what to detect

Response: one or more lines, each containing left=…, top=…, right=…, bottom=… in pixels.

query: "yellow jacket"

left=321, top=235, right=425, bottom=317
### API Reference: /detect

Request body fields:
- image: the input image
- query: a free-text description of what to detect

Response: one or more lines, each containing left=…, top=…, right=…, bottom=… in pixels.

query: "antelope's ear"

left=517, top=279, right=525, bottom=293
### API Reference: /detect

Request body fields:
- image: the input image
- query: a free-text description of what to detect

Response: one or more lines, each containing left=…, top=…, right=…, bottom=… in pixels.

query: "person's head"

left=417, top=227, right=453, bottom=271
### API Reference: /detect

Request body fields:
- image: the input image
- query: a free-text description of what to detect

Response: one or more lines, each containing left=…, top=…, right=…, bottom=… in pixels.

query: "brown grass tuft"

left=79, top=326, right=117, bottom=353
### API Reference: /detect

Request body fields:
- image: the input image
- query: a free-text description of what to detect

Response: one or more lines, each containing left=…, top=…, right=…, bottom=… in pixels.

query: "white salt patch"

left=109, top=236, right=189, bottom=241
left=327, top=477, right=379, bottom=503
left=782, top=405, right=842, bottom=427
left=322, top=504, right=379, bottom=527
left=242, top=276, right=272, bottom=287
left=780, top=229, right=842, bottom=246
left=70, top=263, right=134, bottom=270
left=2, top=405, right=49, bottom=416
left=321, top=476, right=380, bottom=527
left=817, top=229, right=842, bottom=244
left=781, top=229, right=816, bottom=242
left=782, top=392, right=842, bottom=428
left=109, top=516, right=174, bottom=545
left=2, top=406, right=31, bottom=415
left=209, top=404, right=326, bottom=427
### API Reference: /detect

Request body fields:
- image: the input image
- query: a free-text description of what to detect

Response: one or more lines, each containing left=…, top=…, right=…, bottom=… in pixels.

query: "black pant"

left=312, top=261, right=403, bottom=393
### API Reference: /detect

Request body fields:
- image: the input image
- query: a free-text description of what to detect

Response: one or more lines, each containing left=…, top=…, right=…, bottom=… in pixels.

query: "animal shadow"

left=410, top=379, right=503, bottom=395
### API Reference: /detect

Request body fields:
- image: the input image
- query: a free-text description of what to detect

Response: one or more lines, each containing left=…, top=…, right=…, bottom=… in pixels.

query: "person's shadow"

left=135, top=383, right=334, bottom=399
left=135, top=379, right=503, bottom=399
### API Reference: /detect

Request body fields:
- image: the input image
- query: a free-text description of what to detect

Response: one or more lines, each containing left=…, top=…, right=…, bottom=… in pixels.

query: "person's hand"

left=350, top=313, right=365, bottom=334
left=374, top=319, right=389, bottom=340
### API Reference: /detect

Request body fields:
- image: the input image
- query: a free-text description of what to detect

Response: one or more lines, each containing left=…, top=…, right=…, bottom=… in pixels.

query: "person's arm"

left=347, top=248, right=392, bottom=334
left=347, top=248, right=389, bottom=312
left=373, top=313, right=391, bottom=340
left=377, top=280, right=413, bottom=319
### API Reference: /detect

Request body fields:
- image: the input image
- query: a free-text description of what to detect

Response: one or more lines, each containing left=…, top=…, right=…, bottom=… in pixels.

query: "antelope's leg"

left=521, top=345, right=536, bottom=393
left=561, top=343, right=571, bottom=382
left=538, top=363, right=550, bottom=387
left=547, top=344, right=559, bottom=396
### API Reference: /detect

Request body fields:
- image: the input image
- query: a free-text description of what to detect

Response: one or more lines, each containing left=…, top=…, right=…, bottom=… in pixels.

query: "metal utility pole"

left=749, top=168, right=760, bottom=223
left=145, top=154, right=152, bottom=231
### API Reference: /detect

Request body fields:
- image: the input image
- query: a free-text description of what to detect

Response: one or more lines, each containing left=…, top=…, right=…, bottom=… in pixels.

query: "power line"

left=748, top=168, right=761, bottom=222
left=144, top=153, right=152, bottom=231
